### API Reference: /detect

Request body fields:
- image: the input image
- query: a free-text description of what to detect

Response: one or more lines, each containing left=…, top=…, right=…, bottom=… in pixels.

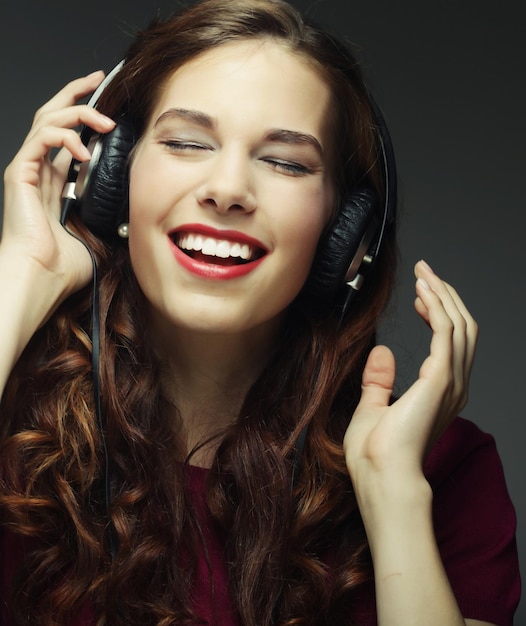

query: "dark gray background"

left=1, top=0, right=524, bottom=621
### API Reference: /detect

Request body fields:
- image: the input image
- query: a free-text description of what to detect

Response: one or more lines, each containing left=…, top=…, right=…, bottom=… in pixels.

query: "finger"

left=32, top=71, right=106, bottom=121
left=7, top=127, right=92, bottom=186
left=415, top=261, right=466, bottom=327
left=414, top=275, right=473, bottom=419
left=48, top=146, right=78, bottom=194
left=414, top=263, right=470, bottom=379
left=359, top=345, right=396, bottom=409
left=415, top=262, right=477, bottom=403
left=443, top=282, right=478, bottom=374
left=24, top=105, right=115, bottom=147
left=414, top=294, right=430, bottom=326
left=40, top=148, right=76, bottom=217
left=414, top=276, right=456, bottom=382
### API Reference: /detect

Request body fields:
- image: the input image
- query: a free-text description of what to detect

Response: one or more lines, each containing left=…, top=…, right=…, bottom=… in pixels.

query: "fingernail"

left=97, top=112, right=115, bottom=128
left=79, top=144, right=92, bottom=160
left=86, top=70, right=104, bottom=79
left=417, top=277, right=431, bottom=290
left=420, top=259, right=434, bottom=273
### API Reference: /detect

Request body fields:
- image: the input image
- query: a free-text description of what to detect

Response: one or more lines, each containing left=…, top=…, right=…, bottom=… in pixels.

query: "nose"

left=195, top=146, right=256, bottom=214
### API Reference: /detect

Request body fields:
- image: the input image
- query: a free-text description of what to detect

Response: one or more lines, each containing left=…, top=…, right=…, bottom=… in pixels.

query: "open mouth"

left=171, top=232, right=266, bottom=266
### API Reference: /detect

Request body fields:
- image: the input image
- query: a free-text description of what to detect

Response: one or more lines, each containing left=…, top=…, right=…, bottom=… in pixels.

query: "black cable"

left=60, top=199, right=118, bottom=561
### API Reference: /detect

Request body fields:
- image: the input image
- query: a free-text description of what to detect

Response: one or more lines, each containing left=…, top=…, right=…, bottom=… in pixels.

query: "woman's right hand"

left=2, top=71, right=116, bottom=311
left=0, top=72, right=116, bottom=391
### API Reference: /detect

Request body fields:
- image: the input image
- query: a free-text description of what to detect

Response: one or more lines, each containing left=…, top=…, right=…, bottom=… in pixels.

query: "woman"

left=0, top=0, right=519, bottom=624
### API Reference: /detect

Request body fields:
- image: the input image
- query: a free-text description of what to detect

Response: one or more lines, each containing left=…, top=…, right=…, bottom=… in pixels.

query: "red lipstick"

left=168, top=223, right=267, bottom=280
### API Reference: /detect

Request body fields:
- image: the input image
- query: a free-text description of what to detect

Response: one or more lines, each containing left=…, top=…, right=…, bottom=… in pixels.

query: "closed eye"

left=261, top=158, right=310, bottom=176
left=160, top=140, right=211, bottom=152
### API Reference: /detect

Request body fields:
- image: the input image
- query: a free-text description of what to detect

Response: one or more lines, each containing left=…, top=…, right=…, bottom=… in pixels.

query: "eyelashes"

left=260, top=158, right=310, bottom=176
left=161, top=140, right=210, bottom=152
left=159, top=140, right=312, bottom=177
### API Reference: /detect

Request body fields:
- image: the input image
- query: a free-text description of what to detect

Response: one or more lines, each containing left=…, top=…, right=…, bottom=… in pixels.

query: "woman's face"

left=128, top=39, right=334, bottom=340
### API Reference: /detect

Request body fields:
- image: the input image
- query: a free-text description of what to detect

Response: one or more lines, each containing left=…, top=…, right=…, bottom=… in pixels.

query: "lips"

left=168, top=224, right=267, bottom=279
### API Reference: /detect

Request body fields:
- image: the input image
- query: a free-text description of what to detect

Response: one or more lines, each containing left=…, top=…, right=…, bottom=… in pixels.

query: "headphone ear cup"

left=78, top=118, right=137, bottom=239
left=304, top=187, right=379, bottom=303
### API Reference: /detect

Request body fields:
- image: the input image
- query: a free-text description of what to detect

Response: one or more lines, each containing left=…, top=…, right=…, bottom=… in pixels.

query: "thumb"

left=360, top=345, right=396, bottom=409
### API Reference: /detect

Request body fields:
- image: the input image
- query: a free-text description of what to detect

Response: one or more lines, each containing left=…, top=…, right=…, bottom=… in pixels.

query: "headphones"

left=61, top=60, right=397, bottom=313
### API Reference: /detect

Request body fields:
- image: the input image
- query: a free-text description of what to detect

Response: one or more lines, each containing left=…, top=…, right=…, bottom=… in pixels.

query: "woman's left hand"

left=343, top=260, right=478, bottom=496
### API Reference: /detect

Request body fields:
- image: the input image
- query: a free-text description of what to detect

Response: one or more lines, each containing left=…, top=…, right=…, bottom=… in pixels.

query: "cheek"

left=128, top=160, right=150, bottom=226
left=281, top=187, right=333, bottom=264
left=126, top=162, right=164, bottom=290
left=127, top=143, right=172, bottom=218
left=128, top=148, right=158, bottom=200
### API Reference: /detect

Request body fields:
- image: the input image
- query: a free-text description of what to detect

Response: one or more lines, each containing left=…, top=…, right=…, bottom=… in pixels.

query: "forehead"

left=149, top=39, right=333, bottom=140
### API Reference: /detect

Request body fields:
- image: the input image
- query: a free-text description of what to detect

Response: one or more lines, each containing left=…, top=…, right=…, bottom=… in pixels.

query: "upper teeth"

left=176, top=233, right=255, bottom=261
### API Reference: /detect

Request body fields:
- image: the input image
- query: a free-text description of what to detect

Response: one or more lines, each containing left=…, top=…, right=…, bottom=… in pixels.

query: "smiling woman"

left=128, top=39, right=333, bottom=337
left=0, top=0, right=520, bottom=625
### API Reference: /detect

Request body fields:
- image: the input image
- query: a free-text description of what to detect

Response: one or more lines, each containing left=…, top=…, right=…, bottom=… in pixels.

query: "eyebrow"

left=265, top=129, right=323, bottom=157
left=153, top=108, right=324, bottom=157
left=154, top=108, right=215, bottom=129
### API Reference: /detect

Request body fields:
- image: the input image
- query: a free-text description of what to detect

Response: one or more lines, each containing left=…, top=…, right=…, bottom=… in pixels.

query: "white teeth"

left=216, top=240, right=231, bottom=258
left=202, top=238, right=217, bottom=256
left=176, top=233, right=256, bottom=261
left=239, top=244, right=250, bottom=260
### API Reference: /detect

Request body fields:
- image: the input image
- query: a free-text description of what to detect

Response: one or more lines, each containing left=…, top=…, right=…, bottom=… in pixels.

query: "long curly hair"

left=0, top=0, right=397, bottom=624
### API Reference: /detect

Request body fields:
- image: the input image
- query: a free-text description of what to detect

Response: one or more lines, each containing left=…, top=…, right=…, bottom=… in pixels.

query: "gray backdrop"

left=1, top=0, right=524, bottom=621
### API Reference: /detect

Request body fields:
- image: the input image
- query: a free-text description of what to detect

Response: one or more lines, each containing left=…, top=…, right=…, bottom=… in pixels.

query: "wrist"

left=354, top=470, right=433, bottom=548
left=0, top=248, right=67, bottom=365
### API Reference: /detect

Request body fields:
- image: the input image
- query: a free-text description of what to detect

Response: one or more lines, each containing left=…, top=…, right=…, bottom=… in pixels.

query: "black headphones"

left=61, top=60, right=397, bottom=313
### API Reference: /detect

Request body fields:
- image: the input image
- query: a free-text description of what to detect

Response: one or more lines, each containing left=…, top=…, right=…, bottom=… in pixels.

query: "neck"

left=152, top=321, right=282, bottom=465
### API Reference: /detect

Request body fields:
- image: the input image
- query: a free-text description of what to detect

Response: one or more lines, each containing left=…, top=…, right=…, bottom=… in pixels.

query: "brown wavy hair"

left=0, top=0, right=397, bottom=624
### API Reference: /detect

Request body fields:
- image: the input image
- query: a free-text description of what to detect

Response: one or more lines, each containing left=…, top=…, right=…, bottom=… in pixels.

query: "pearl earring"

left=117, top=223, right=129, bottom=239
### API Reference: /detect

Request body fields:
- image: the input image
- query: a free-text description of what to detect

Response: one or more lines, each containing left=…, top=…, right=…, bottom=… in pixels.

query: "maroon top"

left=1, top=417, right=520, bottom=624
